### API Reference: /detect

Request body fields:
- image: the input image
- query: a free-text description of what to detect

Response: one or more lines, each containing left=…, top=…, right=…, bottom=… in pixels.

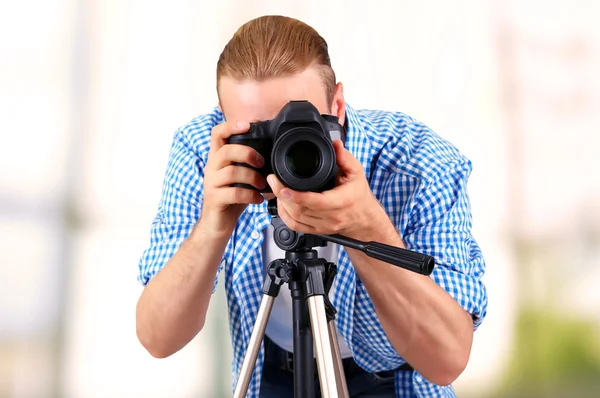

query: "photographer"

left=135, top=15, right=487, bottom=398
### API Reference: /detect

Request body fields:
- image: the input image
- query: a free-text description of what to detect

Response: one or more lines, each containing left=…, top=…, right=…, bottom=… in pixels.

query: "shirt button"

left=251, top=231, right=260, bottom=239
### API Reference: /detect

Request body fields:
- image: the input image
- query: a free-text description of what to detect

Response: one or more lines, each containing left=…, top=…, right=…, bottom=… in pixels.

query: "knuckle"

left=210, top=126, right=219, bottom=138
left=329, top=218, right=343, bottom=233
left=245, top=148, right=258, bottom=163
left=227, top=145, right=254, bottom=165
left=241, top=168, right=252, bottom=183
left=285, top=218, right=298, bottom=231
left=293, top=197, right=305, bottom=207
left=225, top=165, right=237, bottom=179
left=242, top=167, right=256, bottom=184
left=211, top=125, right=226, bottom=140
left=211, top=150, right=225, bottom=167
left=220, top=121, right=234, bottom=134
left=219, top=144, right=232, bottom=159
left=296, top=205, right=307, bottom=219
left=332, top=214, right=343, bottom=225
left=203, top=191, right=214, bottom=203
left=333, top=222, right=343, bottom=234
left=233, top=188, right=244, bottom=203
left=287, top=205, right=300, bottom=219
left=321, top=226, right=334, bottom=235
left=241, top=189, right=253, bottom=203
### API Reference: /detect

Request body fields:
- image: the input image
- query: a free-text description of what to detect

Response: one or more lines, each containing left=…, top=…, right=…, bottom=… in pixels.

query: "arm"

left=343, top=207, right=476, bottom=386
left=266, top=140, right=487, bottom=385
left=136, top=219, right=231, bottom=358
left=136, top=120, right=266, bottom=358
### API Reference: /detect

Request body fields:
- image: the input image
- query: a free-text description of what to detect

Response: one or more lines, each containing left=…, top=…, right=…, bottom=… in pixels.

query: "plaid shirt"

left=138, top=103, right=488, bottom=397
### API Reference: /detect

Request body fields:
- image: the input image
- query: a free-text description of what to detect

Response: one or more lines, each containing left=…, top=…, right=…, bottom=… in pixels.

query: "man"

left=136, top=15, right=487, bottom=398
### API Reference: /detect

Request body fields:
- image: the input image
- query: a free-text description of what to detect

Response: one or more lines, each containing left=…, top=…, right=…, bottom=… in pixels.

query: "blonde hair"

left=216, top=15, right=336, bottom=105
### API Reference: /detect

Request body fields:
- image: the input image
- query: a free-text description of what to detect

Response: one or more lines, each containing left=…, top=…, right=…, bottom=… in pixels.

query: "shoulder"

left=171, top=106, right=224, bottom=159
left=352, top=107, right=472, bottom=184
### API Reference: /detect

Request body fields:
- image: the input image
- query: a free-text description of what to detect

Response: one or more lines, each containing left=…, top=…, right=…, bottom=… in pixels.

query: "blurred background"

left=1, top=0, right=599, bottom=397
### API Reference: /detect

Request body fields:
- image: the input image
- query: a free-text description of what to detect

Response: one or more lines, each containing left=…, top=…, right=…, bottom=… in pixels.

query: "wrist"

left=348, top=197, right=398, bottom=243
left=195, top=210, right=235, bottom=242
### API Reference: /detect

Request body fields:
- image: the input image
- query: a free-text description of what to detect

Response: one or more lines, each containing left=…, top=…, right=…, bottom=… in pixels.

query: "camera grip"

left=231, top=182, right=256, bottom=190
left=231, top=182, right=271, bottom=194
left=231, top=162, right=271, bottom=193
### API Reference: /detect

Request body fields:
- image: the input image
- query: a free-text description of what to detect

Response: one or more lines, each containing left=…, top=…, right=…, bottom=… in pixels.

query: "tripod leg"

left=233, top=295, right=276, bottom=398
left=290, top=280, right=315, bottom=398
left=327, top=320, right=350, bottom=398
left=308, top=295, right=339, bottom=398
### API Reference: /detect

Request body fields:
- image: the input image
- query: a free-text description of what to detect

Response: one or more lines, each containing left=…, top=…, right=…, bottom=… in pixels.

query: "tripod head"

left=266, top=199, right=434, bottom=275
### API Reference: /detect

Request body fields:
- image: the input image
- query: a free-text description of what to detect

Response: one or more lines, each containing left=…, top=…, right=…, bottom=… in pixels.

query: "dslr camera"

left=227, top=100, right=346, bottom=193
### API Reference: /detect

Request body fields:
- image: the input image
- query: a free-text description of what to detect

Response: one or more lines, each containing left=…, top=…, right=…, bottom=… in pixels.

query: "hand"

left=200, top=120, right=267, bottom=237
left=266, top=140, right=392, bottom=240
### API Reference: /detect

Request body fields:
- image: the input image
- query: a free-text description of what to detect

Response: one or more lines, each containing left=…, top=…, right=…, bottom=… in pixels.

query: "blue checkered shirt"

left=138, top=103, right=488, bottom=397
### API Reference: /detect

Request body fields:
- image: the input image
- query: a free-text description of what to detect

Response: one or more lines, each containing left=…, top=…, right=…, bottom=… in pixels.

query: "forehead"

left=218, top=67, right=329, bottom=122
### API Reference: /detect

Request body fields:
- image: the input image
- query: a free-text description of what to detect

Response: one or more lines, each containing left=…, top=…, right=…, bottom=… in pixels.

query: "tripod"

left=233, top=199, right=435, bottom=398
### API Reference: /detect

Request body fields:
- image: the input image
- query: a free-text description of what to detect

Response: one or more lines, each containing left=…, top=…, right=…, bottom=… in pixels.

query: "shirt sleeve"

left=137, top=128, right=223, bottom=293
left=403, top=157, right=488, bottom=330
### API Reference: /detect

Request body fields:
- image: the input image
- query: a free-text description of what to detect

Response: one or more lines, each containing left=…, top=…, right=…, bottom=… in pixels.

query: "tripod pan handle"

left=364, top=241, right=434, bottom=275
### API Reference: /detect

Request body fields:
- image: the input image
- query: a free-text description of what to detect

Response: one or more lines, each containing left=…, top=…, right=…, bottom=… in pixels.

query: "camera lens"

left=272, top=127, right=336, bottom=192
left=286, top=141, right=321, bottom=178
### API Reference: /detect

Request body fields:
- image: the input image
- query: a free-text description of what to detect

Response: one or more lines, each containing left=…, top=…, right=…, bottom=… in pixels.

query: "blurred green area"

left=467, top=234, right=600, bottom=398
left=483, top=234, right=600, bottom=397
left=488, top=307, right=600, bottom=398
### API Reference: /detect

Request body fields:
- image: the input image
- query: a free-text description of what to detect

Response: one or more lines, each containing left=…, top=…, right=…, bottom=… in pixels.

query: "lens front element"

left=286, top=141, right=322, bottom=178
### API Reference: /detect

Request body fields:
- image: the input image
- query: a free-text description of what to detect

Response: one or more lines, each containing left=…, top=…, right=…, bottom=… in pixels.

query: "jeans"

left=259, top=338, right=396, bottom=398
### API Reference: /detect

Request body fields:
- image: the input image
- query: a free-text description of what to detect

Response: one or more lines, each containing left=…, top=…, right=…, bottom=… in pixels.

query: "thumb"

left=333, top=139, right=359, bottom=174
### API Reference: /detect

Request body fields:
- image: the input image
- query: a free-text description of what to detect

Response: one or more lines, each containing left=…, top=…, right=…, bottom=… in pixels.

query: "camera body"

left=227, top=100, right=346, bottom=193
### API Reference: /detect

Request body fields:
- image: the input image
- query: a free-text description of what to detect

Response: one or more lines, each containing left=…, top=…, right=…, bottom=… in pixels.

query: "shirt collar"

left=343, top=102, right=372, bottom=177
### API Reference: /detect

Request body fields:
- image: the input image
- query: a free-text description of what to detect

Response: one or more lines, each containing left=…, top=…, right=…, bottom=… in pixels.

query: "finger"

left=288, top=206, right=338, bottom=222
left=276, top=196, right=323, bottom=226
left=267, top=173, right=344, bottom=211
left=266, top=174, right=285, bottom=196
left=208, top=120, right=250, bottom=157
left=277, top=198, right=344, bottom=234
left=218, top=187, right=264, bottom=205
left=283, top=185, right=347, bottom=211
left=212, top=165, right=267, bottom=190
left=213, top=144, right=265, bottom=170
left=276, top=198, right=317, bottom=234
left=266, top=173, right=314, bottom=206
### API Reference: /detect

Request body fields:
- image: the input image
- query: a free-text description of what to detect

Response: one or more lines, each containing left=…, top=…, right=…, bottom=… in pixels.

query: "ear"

left=217, top=101, right=228, bottom=121
left=330, top=82, right=346, bottom=126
